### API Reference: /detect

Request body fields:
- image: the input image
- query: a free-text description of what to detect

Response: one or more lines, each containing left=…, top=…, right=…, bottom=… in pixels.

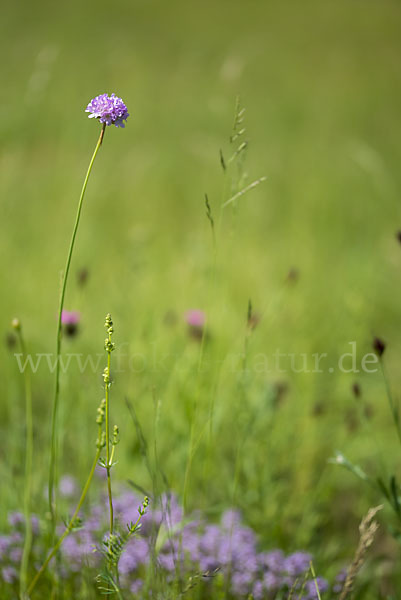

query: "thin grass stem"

left=13, top=321, right=33, bottom=600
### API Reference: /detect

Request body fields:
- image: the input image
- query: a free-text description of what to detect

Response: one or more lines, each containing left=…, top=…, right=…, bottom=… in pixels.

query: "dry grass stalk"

left=339, top=505, right=383, bottom=600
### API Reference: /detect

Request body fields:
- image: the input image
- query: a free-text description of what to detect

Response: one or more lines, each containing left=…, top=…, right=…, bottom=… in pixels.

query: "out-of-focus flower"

left=61, top=310, right=80, bottom=337
left=0, top=536, right=11, bottom=559
left=283, top=551, right=312, bottom=576
left=0, top=490, right=330, bottom=597
left=185, top=309, right=206, bottom=340
left=61, top=310, right=80, bottom=325
left=59, top=475, right=77, bottom=498
left=2, top=566, right=17, bottom=584
left=185, top=310, right=205, bottom=328
left=11, top=318, right=21, bottom=331
left=305, top=577, right=329, bottom=598
left=85, top=93, right=129, bottom=128
left=333, top=568, right=347, bottom=594
left=8, top=512, right=24, bottom=528
left=31, top=515, right=40, bottom=536
left=9, top=547, right=22, bottom=563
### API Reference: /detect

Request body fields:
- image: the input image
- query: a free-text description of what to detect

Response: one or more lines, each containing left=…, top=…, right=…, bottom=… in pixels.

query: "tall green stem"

left=48, top=123, right=106, bottom=525
left=13, top=322, right=33, bottom=600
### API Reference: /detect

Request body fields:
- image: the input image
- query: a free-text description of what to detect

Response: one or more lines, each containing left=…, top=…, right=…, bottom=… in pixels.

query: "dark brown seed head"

left=77, top=267, right=89, bottom=287
left=5, top=333, right=17, bottom=349
left=286, top=267, right=299, bottom=283
left=372, top=337, right=386, bottom=357
left=64, top=323, right=78, bottom=337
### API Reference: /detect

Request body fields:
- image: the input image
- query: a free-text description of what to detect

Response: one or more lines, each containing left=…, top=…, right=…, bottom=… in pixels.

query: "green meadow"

left=2, top=0, right=401, bottom=597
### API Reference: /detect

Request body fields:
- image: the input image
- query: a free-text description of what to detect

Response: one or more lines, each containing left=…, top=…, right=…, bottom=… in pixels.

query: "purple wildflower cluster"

left=85, top=93, right=129, bottom=128
left=0, top=513, right=40, bottom=585
left=0, top=484, right=338, bottom=598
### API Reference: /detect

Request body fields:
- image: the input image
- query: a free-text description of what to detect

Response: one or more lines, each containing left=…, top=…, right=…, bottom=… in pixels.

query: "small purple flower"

left=284, top=551, right=312, bottom=576
left=305, top=577, right=329, bottom=598
left=263, top=571, right=282, bottom=590
left=130, top=579, right=144, bottom=594
left=221, top=509, right=242, bottom=531
left=259, top=549, right=285, bottom=572
left=185, top=309, right=206, bottom=340
left=185, top=310, right=205, bottom=328
left=61, top=310, right=80, bottom=337
left=59, top=474, right=77, bottom=498
left=31, top=515, right=40, bottom=535
left=86, top=93, right=129, bottom=128
left=9, top=532, right=23, bottom=545
left=61, top=310, right=80, bottom=325
left=9, top=547, right=23, bottom=563
left=0, top=535, right=11, bottom=558
left=2, top=565, right=17, bottom=584
left=7, top=512, right=24, bottom=528
left=333, top=568, right=347, bottom=594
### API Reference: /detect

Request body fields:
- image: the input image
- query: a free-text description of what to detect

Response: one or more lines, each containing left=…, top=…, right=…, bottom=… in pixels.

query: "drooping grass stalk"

left=12, top=319, right=33, bottom=600
left=28, top=413, right=105, bottom=596
left=48, top=122, right=106, bottom=526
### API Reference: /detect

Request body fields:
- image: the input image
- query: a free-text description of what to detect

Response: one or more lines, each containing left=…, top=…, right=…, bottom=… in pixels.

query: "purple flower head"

left=8, top=512, right=25, bottom=528
left=305, top=577, right=329, bottom=598
left=185, top=310, right=206, bottom=328
left=61, top=310, right=80, bottom=337
left=185, top=310, right=207, bottom=341
left=284, top=551, right=312, bottom=576
left=259, top=549, right=285, bottom=572
left=61, top=310, right=80, bottom=325
left=86, top=93, right=129, bottom=128
left=221, top=509, right=242, bottom=531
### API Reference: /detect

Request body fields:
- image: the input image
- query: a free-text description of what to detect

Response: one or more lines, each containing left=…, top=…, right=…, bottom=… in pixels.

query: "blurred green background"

left=2, top=0, right=401, bottom=592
